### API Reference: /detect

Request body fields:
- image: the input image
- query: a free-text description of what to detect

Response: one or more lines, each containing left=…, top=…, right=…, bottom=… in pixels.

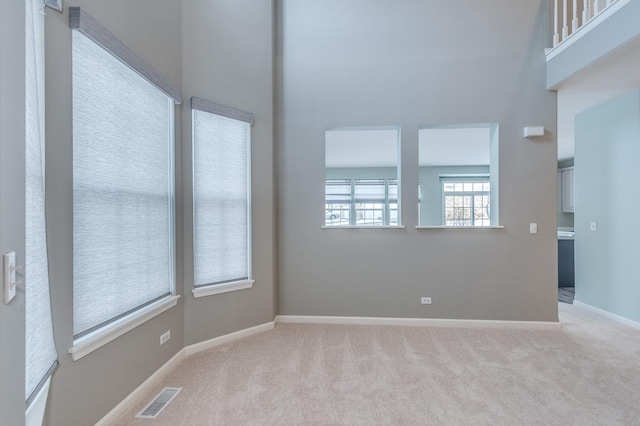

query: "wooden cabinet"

left=561, top=167, right=574, bottom=213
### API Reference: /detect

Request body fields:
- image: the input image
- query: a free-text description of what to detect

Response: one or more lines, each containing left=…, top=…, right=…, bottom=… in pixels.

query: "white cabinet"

left=561, top=167, right=574, bottom=213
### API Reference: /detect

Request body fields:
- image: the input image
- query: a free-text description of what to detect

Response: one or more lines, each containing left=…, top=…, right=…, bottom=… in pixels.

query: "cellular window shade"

left=72, top=30, right=175, bottom=337
left=325, top=180, right=351, bottom=203
left=192, top=107, right=251, bottom=287
left=354, top=179, right=386, bottom=202
left=25, top=0, right=58, bottom=405
left=388, top=180, right=398, bottom=202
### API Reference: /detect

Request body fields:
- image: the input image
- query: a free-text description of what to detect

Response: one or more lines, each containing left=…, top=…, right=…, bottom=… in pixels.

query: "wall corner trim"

left=275, top=315, right=561, bottom=330
left=95, top=320, right=275, bottom=425
left=573, top=301, right=640, bottom=330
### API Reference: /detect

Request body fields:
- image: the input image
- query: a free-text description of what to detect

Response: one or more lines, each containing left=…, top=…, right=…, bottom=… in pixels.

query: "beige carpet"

left=113, top=304, right=640, bottom=425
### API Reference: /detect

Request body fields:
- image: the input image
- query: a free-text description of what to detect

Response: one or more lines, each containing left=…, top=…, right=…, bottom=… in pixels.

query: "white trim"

left=415, top=226, right=505, bottom=230
left=96, top=320, right=275, bottom=425
left=192, top=279, right=255, bottom=298
left=546, top=0, right=631, bottom=61
left=321, top=226, right=406, bottom=229
left=95, top=349, right=186, bottom=426
left=573, top=301, right=640, bottom=330
left=184, top=321, right=275, bottom=356
left=275, top=315, right=560, bottom=330
left=69, top=295, right=180, bottom=361
left=25, top=376, right=50, bottom=426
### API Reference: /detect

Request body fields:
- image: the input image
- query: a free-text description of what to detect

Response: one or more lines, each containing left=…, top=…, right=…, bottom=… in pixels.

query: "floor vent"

left=136, top=387, right=182, bottom=419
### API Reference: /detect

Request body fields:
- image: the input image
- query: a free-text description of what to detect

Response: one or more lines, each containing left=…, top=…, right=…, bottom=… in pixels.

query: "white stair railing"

left=552, top=0, right=619, bottom=48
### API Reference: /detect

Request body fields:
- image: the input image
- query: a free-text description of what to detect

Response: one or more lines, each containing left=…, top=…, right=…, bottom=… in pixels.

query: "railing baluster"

left=582, top=0, right=589, bottom=23
left=572, top=0, right=579, bottom=33
left=562, top=0, right=569, bottom=39
left=554, top=0, right=560, bottom=46
left=594, top=0, right=600, bottom=14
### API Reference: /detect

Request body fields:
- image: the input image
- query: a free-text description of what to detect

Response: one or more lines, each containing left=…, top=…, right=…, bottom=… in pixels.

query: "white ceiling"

left=557, top=35, right=640, bottom=161
left=325, top=128, right=399, bottom=168
left=418, top=127, right=490, bottom=166
left=325, top=126, right=491, bottom=168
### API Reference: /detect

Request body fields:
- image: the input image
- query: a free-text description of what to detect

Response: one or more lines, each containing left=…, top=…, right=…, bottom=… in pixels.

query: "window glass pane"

left=193, top=109, right=250, bottom=286
left=72, top=31, right=174, bottom=337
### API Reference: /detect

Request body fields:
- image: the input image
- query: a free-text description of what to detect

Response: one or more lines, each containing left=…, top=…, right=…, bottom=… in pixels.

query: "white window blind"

left=25, top=0, right=57, bottom=406
left=72, top=29, right=176, bottom=337
left=192, top=99, right=253, bottom=287
left=325, top=180, right=351, bottom=203
left=354, top=179, right=386, bottom=202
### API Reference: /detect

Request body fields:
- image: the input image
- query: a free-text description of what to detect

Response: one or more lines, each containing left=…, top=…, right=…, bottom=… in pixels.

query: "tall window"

left=25, top=0, right=57, bottom=409
left=442, top=177, right=490, bottom=227
left=191, top=98, right=254, bottom=297
left=71, top=8, right=180, bottom=356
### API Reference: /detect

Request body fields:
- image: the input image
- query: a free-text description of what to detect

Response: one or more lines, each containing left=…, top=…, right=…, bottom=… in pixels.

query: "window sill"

left=192, top=279, right=255, bottom=298
left=322, top=226, right=406, bottom=229
left=69, top=295, right=180, bottom=361
left=415, top=226, right=505, bottom=229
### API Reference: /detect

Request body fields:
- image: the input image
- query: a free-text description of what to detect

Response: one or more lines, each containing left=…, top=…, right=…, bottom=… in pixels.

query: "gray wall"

left=547, top=0, right=640, bottom=89
left=276, top=0, right=559, bottom=322
left=574, top=90, right=640, bottom=323
left=181, top=0, right=276, bottom=345
left=38, top=1, right=276, bottom=424
left=419, top=165, right=490, bottom=226
left=45, top=3, right=184, bottom=425
left=0, top=1, right=27, bottom=424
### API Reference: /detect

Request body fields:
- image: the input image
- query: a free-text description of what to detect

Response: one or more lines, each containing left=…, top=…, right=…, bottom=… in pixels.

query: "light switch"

left=590, top=222, right=597, bottom=231
left=4, top=252, right=17, bottom=304
left=529, top=223, right=538, bottom=234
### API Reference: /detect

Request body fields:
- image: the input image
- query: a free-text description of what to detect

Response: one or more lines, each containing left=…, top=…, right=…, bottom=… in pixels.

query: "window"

left=25, top=0, right=57, bottom=410
left=325, top=178, right=397, bottom=226
left=191, top=98, right=254, bottom=297
left=70, top=8, right=180, bottom=359
left=325, top=127, right=401, bottom=227
left=442, top=177, right=490, bottom=227
left=418, top=124, right=499, bottom=227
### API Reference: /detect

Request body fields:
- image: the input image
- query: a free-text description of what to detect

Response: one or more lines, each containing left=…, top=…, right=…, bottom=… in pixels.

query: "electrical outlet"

left=421, top=297, right=432, bottom=305
left=160, top=330, right=170, bottom=345
left=4, top=252, right=17, bottom=304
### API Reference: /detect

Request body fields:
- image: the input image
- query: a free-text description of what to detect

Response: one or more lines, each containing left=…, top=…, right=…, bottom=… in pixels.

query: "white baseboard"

left=95, top=349, right=185, bottom=426
left=184, top=321, right=275, bottom=356
left=275, top=315, right=561, bottom=330
left=95, top=321, right=275, bottom=425
left=573, top=301, right=640, bottom=330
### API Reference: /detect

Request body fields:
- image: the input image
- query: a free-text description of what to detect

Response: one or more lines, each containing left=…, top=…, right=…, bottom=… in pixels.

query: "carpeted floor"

left=114, top=303, right=640, bottom=425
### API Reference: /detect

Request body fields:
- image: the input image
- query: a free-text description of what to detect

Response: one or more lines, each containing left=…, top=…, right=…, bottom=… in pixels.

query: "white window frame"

left=441, top=175, right=490, bottom=227
left=190, top=97, right=254, bottom=298
left=325, top=178, right=398, bottom=227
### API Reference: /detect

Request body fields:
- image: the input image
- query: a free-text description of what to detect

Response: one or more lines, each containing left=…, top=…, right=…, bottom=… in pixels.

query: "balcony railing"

left=552, top=0, right=619, bottom=48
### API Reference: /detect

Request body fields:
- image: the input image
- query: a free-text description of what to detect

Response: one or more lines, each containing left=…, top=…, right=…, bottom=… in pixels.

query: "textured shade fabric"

left=192, top=109, right=250, bottom=286
left=354, top=179, right=386, bottom=202
left=25, top=0, right=57, bottom=404
left=72, top=31, right=174, bottom=337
